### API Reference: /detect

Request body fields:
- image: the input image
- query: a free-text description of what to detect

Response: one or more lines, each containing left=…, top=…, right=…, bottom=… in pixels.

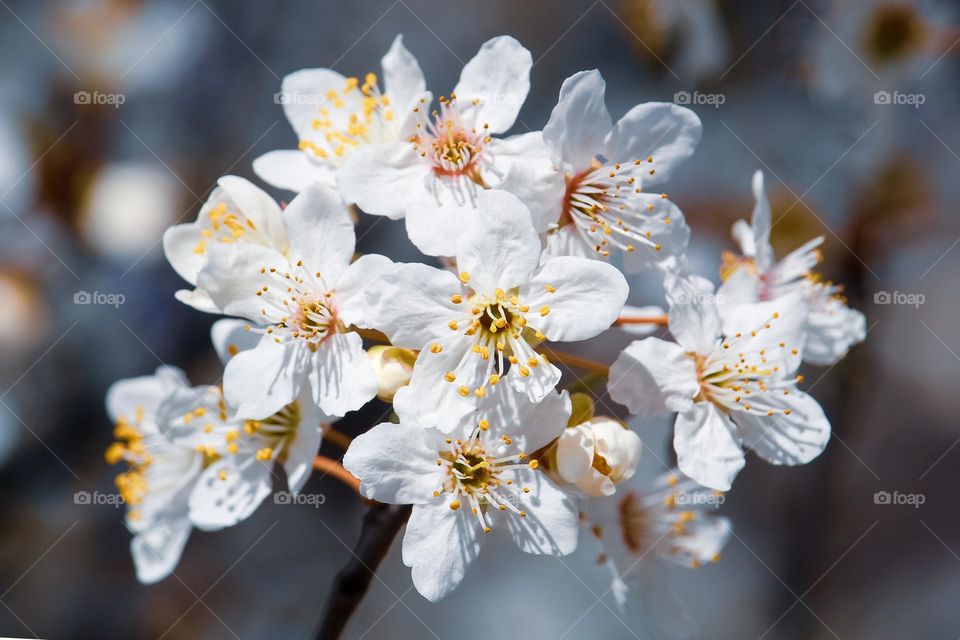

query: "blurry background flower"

left=0, top=0, right=957, bottom=638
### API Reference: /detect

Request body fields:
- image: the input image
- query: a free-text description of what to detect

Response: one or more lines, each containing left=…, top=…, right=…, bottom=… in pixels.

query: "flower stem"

left=614, top=314, right=668, bottom=326
left=538, top=346, right=610, bottom=375
left=323, top=427, right=353, bottom=451
left=314, top=502, right=412, bottom=639
left=313, top=455, right=360, bottom=493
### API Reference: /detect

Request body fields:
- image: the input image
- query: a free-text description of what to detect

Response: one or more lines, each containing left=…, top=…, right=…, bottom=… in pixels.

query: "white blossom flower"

left=718, top=171, right=866, bottom=365
left=159, top=378, right=323, bottom=532
left=553, top=417, right=643, bottom=496
left=105, top=366, right=203, bottom=583
left=585, top=469, right=730, bottom=627
left=195, top=183, right=389, bottom=419
left=539, top=70, right=699, bottom=271
left=163, top=176, right=289, bottom=313
left=253, top=35, right=427, bottom=192
left=337, top=35, right=563, bottom=256
left=343, top=383, right=577, bottom=601
left=608, top=274, right=831, bottom=490
left=366, top=189, right=629, bottom=428
left=366, top=345, right=416, bottom=402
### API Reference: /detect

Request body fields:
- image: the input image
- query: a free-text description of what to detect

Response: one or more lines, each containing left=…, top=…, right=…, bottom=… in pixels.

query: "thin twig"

left=614, top=314, right=669, bottom=326
left=538, top=346, right=610, bottom=375
left=314, top=502, right=412, bottom=639
left=313, top=455, right=360, bottom=493
left=323, top=428, right=353, bottom=451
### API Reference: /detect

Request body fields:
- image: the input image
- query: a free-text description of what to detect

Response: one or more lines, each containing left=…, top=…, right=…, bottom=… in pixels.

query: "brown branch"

left=314, top=502, right=412, bottom=639
left=323, top=428, right=353, bottom=451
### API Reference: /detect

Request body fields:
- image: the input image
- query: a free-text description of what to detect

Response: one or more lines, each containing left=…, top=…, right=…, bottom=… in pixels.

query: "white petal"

left=608, top=338, right=698, bottom=417
left=803, top=298, right=866, bottom=366
left=343, top=422, right=442, bottom=504
left=402, top=500, right=482, bottom=602
left=507, top=355, right=562, bottom=405
left=735, top=390, right=831, bottom=466
left=501, top=470, right=578, bottom=555
left=521, top=256, right=628, bottom=342
left=173, top=287, right=219, bottom=314
left=605, top=103, right=701, bottom=184
left=253, top=149, right=335, bottom=192
left=163, top=222, right=206, bottom=287
left=381, top=34, right=426, bottom=113
left=453, top=36, right=531, bottom=133
left=131, top=510, right=192, bottom=584
left=619, top=195, right=692, bottom=274
left=659, top=515, right=732, bottom=567
left=403, top=180, right=482, bottom=256
left=481, top=386, right=571, bottom=455
left=364, top=262, right=464, bottom=349
left=336, top=142, right=426, bottom=220
left=280, top=68, right=349, bottom=141
left=334, top=253, right=395, bottom=328
left=665, top=273, right=722, bottom=353
left=197, top=243, right=288, bottom=322
left=210, top=318, right=259, bottom=363
left=284, top=183, right=354, bottom=284
left=106, top=366, right=188, bottom=426
left=555, top=428, right=594, bottom=483
left=674, top=403, right=745, bottom=491
left=223, top=336, right=307, bottom=420
left=483, top=132, right=564, bottom=232
left=397, top=333, right=482, bottom=429
left=542, top=70, right=612, bottom=172
left=217, top=175, right=287, bottom=250
left=541, top=224, right=596, bottom=262
left=716, top=266, right=762, bottom=314
left=308, top=331, right=378, bottom=417
left=284, top=395, right=325, bottom=494
left=189, top=454, right=273, bottom=531
left=455, top=190, right=541, bottom=293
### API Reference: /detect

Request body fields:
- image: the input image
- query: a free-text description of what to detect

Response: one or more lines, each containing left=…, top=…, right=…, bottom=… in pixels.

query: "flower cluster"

left=105, top=34, right=865, bottom=618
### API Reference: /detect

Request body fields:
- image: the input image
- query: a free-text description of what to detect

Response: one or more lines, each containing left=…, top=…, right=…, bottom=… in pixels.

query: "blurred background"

left=0, top=0, right=958, bottom=638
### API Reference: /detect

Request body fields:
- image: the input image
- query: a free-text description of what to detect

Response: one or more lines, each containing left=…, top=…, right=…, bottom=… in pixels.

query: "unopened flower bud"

left=554, top=418, right=642, bottom=496
left=367, top=346, right=416, bottom=402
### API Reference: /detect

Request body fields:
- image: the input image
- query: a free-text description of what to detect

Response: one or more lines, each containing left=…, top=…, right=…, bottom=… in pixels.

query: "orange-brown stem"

left=323, top=427, right=353, bottom=451
left=313, top=455, right=360, bottom=493
left=538, top=346, right=610, bottom=375
left=614, top=314, right=669, bottom=326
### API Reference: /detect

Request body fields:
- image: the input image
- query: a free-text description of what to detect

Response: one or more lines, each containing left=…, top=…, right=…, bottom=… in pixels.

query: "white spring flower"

left=105, top=366, right=204, bottom=584
left=608, top=274, right=831, bottom=490
left=337, top=36, right=562, bottom=256
left=365, top=189, right=628, bottom=428
left=194, top=183, right=390, bottom=419
left=585, top=469, right=730, bottom=628
left=718, top=170, right=866, bottom=365
left=254, top=35, right=427, bottom=192
left=343, top=384, right=577, bottom=601
left=163, top=175, right=289, bottom=313
left=539, top=70, right=699, bottom=271
left=553, top=417, right=643, bottom=496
